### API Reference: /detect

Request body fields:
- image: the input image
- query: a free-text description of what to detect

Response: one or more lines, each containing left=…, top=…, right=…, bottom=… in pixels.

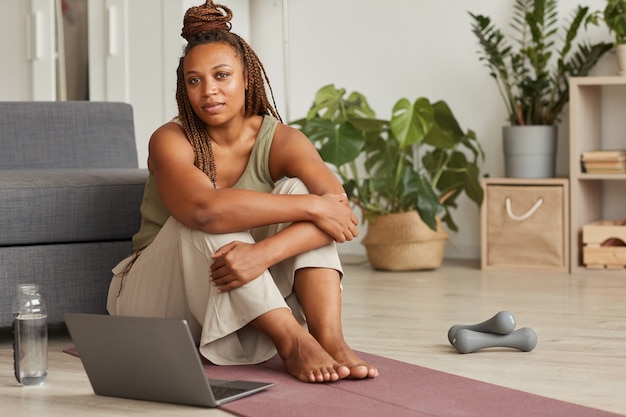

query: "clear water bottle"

left=12, top=283, right=48, bottom=386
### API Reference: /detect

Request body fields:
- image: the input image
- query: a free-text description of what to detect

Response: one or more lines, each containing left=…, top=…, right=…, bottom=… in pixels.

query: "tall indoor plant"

left=603, top=0, right=626, bottom=75
left=292, top=84, right=484, bottom=270
left=469, top=0, right=612, bottom=177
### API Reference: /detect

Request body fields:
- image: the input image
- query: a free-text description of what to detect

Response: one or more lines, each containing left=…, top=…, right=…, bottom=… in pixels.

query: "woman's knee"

left=272, top=177, right=310, bottom=196
left=180, top=220, right=256, bottom=253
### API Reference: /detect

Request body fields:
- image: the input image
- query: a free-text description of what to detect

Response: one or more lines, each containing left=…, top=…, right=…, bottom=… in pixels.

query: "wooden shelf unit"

left=569, top=76, right=626, bottom=273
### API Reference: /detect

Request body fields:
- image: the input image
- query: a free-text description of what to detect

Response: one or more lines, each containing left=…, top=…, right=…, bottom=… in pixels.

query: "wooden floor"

left=1, top=258, right=625, bottom=416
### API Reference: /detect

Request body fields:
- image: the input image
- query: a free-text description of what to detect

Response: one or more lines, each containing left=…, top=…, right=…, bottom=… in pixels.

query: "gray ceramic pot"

left=503, top=125, right=557, bottom=178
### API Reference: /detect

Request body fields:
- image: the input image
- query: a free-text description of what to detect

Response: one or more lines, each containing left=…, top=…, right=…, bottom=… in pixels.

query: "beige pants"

left=107, top=178, right=343, bottom=365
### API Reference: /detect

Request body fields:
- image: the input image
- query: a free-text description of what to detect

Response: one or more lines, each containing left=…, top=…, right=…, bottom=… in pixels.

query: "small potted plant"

left=292, top=84, right=484, bottom=271
left=603, top=0, right=626, bottom=75
left=469, top=0, right=612, bottom=178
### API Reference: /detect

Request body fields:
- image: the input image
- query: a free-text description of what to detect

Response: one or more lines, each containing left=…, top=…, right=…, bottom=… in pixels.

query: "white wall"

left=248, top=0, right=616, bottom=258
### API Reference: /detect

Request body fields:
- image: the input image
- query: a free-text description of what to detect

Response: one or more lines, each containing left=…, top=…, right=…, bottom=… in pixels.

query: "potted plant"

left=292, top=84, right=484, bottom=271
left=469, top=0, right=612, bottom=178
left=603, top=0, right=626, bottom=75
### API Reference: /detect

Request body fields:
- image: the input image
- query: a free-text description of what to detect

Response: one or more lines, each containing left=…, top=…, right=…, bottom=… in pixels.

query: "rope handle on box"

left=505, top=197, right=544, bottom=221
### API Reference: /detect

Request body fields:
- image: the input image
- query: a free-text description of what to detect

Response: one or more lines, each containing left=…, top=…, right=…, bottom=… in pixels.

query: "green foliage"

left=469, top=0, right=613, bottom=126
left=291, top=84, right=484, bottom=232
left=604, top=0, right=626, bottom=45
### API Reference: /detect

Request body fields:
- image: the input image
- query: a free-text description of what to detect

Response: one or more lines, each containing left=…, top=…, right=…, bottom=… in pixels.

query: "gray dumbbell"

left=447, top=311, right=516, bottom=345
left=452, top=327, right=538, bottom=354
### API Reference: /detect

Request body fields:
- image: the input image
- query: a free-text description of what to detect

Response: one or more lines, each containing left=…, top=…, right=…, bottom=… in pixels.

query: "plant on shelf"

left=469, top=0, right=613, bottom=126
left=603, top=0, right=626, bottom=75
left=604, top=0, right=626, bottom=45
left=291, top=85, right=484, bottom=270
left=468, top=0, right=613, bottom=178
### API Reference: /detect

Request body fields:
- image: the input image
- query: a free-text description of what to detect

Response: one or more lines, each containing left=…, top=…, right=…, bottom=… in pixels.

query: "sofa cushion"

left=0, top=101, right=138, bottom=169
left=0, top=241, right=133, bottom=325
left=0, top=169, right=148, bottom=245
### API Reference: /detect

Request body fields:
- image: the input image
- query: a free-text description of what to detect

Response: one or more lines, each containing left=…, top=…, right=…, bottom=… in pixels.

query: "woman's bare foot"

left=253, top=308, right=350, bottom=383
left=281, top=331, right=351, bottom=382
left=290, top=268, right=379, bottom=379
left=322, top=339, right=379, bottom=379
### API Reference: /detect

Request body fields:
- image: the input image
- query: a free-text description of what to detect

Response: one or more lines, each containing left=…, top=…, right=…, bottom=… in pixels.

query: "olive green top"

left=131, top=115, right=279, bottom=251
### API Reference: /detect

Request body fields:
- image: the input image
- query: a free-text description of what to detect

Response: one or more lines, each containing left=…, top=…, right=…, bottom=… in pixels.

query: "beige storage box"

left=481, top=178, right=569, bottom=272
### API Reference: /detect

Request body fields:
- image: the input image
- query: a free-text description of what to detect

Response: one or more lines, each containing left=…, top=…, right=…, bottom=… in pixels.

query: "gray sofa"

left=0, top=101, right=148, bottom=326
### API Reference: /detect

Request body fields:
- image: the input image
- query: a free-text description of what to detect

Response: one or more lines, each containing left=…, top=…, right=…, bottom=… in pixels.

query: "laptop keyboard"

left=211, top=385, right=249, bottom=400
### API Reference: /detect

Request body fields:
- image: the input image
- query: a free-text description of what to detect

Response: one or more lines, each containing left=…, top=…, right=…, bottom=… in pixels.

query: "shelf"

left=570, top=76, right=626, bottom=86
left=569, top=76, right=626, bottom=273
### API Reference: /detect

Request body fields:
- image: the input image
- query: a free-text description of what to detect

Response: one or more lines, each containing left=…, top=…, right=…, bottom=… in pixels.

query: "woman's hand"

left=312, top=193, right=359, bottom=243
left=209, top=241, right=270, bottom=292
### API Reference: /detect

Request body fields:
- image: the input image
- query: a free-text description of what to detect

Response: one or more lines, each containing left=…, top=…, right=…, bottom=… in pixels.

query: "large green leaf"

left=389, top=98, right=414, bottom=148
left=411, top=173, right=443, bottom=231
left=423, top=124, right=456, bottom=150
left=346, top=91, right=377, bottom=118
left=348, top=117, right=387, bottom=134
left=318, top=121, right=365, bottom=167
left=306, top=84, right=345, bottom=121
left=428, top=101, right=465, bottom=146
left=463, top=164, right=484, bottom=206
left=390, top=98, right=433, bottom=149
left=299, top=118, right=334, bottom=145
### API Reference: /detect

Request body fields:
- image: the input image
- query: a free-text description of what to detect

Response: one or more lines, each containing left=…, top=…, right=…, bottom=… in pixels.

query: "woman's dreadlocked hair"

left=176, top=0, right=281, bottom=187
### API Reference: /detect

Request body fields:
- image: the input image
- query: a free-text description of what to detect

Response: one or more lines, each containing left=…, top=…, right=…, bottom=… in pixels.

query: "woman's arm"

left=208, top=219, right=342, bottom=292
left=268, top=123, right=348, bottom=198
left=209, top=123, right=360, bottom=292
left=148, top=122, right=357, bottom=242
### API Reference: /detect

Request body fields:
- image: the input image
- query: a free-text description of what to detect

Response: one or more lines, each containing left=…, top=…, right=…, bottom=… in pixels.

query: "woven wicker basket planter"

left=361, top=211, right=448, bottom=271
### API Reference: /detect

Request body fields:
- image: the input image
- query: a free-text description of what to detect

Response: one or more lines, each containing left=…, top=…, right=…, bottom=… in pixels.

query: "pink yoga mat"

left=64, top=348, right=621, bottom=417
left=202, top=352, right=621, bottom=417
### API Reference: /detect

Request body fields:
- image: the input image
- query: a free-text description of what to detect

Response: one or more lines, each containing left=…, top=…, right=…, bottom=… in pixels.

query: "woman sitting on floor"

left=106, top=0, right=378, bottom=383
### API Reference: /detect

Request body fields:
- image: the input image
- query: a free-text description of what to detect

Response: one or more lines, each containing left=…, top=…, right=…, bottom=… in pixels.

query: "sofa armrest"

left=0, top=169, right=148, bottom=246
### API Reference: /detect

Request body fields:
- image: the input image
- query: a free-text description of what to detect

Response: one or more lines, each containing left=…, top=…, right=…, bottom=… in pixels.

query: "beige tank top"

left=131, top=115, right=279, bottom=251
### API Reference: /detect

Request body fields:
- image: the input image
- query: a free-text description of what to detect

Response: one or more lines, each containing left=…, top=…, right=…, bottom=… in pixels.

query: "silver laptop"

left=64, top=313, right=274, bottom=407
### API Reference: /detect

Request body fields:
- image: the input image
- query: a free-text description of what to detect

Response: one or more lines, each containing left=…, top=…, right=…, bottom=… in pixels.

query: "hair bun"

left=181, top=1, right=233, bottom=40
